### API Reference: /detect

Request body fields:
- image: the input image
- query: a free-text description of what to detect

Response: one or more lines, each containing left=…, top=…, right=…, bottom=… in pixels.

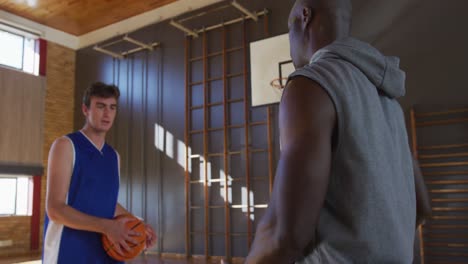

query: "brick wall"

left=0, top=41, right=75, bottom=258
left=0, top=217, right=30, bottom=257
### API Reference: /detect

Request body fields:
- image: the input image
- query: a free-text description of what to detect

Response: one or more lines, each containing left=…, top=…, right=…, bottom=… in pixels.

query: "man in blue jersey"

left=246, top=0, right=431, bottom=263
left=44, top=82, right=156, bottom=263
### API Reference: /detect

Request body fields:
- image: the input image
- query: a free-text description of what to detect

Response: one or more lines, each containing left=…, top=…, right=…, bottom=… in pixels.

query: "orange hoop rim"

left=270, top=77, right=288, bottom=90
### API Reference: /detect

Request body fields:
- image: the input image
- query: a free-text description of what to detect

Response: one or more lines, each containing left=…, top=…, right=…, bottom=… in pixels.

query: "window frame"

left=0, top=175, right=34, bottom=217
left=0, top=22, right=40, bottom=75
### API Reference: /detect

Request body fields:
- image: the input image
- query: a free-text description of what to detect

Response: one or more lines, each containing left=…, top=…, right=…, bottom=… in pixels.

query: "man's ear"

left=82, top=103, right=89, bottom=116
left=301, top=7, right=314, bottom=30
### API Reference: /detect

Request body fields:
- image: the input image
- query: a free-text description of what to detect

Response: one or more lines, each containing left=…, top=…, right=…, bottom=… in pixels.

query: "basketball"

left=102, top=214, right=146, bottom=261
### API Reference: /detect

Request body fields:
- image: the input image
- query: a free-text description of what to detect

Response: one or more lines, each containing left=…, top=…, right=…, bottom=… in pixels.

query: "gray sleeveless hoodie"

left=289, top=38, right=416, bottom=263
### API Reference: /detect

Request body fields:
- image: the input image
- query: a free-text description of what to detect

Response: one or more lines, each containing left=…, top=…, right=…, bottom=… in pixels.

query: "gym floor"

left=0, top=254, right=236, bottom=264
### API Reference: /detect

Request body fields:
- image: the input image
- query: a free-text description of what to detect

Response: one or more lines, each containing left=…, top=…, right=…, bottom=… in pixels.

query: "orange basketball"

left=102, top=214, right=146, bottom=261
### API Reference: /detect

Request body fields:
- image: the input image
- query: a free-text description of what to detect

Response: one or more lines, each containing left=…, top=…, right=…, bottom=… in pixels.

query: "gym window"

left=0, top=175, right=33, bottom=216
left=0, top=24, right=40, bottom=75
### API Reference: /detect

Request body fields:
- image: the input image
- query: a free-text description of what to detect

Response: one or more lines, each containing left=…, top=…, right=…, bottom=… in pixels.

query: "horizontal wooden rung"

left=425, top=225, right=468, bottom=229
left=228, top=98, right=245, bottom=103
left=419, top=152, right=468, bottom=159
left=189, top=80, right=203, bottom=86
left=207, top=76, right=223, bottom=82
left=424, top=233, right=468, bottom=239
left=231, top=176, right=269, bottom=182
left=189, top=231, right=223, bottom=236
left=425, top=242, right=468, bottom=248
left=250, top=121, right=268, bottom=126
left=190, top=49, right=236, bottom=62
left=190, top=231, right=248, bottom=237
left=432, top=207, right=468, bottom=212
left=429, top=189, right=468, bottom=193
left=426, top=179, right=468, bottom=185
left=420, top=161, right=468, bottom=168
left=209, top=178, right=224, bottom=183
left=189, top=178, right=225, bottom=184
left=231, top=204, right=268, bottom=209
left=189, top=73, right=244, bottom=86
left=190, top=205, right=225, bottom=209
left=190, top=176, right=268, bottom=183
left=416, top=117, right=468, bottom=127
left=432, top=197, right=468, bottom=203
left=190, top=105, right=204, bottom=110
left=414, top=107, right=468, bottom=118
left=419, top=143, right=468, bottom=150
left=207, top=51, right=223, bottom=58
left=190, top=99, right=245, bottom=110
left=189, top=129, right=203, bottom=135
left=229, top=124, right=244, bottom=129
left=423, top=170, right=468, bottom=176
left=250, top=148, right=268, bottom=153
left=207, top=127, right=224, bottom=132
left=189, top=56, right=203, bottom=62
left=207, top=101, right=224, bottom=107
left=190, top=179, right=224, bottom=184
left=430, top=215, right=468, bottom=220
left=227, top=72, right=244, bottom=78
left=424, top=251, right=468, bottom=258
left=226, top=46, right=243, bottom=53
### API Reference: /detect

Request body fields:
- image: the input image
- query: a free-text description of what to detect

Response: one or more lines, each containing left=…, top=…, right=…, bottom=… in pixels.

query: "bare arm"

left=246, top=76, right=336, bottom=263
left=115, top=203, right=130, bottom=216
left=412, top=157, right=432, bottom=226
left=46, top=137, right=137, bottom=252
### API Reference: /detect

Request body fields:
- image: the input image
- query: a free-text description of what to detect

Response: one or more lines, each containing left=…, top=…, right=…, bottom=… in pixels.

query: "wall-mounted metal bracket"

left=231, top=0, right=258, bottom=21
left=93, top=34, right=160, bottom=59
left=170, top=20, right=199, bottom=38
left=170, top=1, right=268, bottom=38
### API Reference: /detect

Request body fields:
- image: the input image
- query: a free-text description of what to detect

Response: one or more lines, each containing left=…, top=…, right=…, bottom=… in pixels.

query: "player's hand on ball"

left=105, top=215, right=140, bottom=254
left=144, top=223, right=157, bottom=249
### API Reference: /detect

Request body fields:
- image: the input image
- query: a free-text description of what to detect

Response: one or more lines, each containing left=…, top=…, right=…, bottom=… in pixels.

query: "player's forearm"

left=115, top=203, right=130, bottom=216
left=247, top=144, right=327, bottom=263
left=246, top=218, right=299, bottom=264
left=47, top=203, right=111, bottom=234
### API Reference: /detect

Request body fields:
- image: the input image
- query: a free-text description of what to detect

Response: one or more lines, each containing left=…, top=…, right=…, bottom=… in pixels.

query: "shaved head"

left=296, top=0, right=352, bottom=38
left=288, top=0, right=352, bottom=68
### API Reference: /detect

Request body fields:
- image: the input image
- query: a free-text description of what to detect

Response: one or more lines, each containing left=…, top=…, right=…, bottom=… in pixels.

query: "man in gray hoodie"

left=245, top=0, right=431, bottom=263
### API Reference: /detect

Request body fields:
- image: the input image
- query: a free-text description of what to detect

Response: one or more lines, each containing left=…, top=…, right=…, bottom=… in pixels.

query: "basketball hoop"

left=270, top=77, right=288, bottom=90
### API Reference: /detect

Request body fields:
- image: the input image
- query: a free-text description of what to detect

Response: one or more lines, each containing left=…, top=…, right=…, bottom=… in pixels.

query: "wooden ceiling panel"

left=0, top=0, right=179, bottom=35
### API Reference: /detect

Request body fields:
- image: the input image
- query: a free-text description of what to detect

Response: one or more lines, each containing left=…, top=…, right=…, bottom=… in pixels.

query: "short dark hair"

left=82, top=82, right=120, bottom=107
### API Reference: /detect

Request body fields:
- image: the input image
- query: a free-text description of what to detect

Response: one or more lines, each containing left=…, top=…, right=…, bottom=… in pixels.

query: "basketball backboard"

left=250, top=33, right=294, bottom=107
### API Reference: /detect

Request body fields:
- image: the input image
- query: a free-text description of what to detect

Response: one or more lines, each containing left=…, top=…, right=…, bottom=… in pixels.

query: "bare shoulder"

left=282, top=76, right=336, bottom=123
left=49, top=136, right=73, bottom=158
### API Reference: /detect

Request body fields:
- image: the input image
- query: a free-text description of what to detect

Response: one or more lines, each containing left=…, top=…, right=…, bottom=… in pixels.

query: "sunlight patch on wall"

left=154, top=123, right=190, bottom=172
left=241, top=187, right=255, bottom=221
left=165, top=131, right=174, bottom=159
left=177, top=139, right=187, bottom=171
left=219, top=169, right=232, bottom=204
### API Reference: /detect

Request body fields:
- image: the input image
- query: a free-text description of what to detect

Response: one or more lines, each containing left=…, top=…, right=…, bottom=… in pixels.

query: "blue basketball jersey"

left=43, top=131, right=122, bottom=264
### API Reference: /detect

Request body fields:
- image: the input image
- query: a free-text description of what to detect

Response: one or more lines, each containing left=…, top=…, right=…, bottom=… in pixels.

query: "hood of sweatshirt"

left=309, top=37, right=406, bottom=98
